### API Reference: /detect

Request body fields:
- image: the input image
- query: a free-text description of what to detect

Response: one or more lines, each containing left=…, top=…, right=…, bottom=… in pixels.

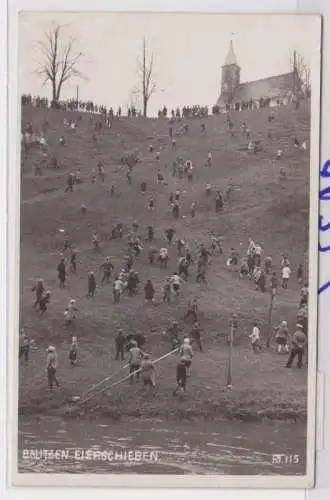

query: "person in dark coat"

left=165, top=227, right=175, bottom=245
left=19, top=329, right=30, bottom=362
left=101, top=257, right=114, bottom=285
left=147, top=225, right=154, bottom=242
left=144, top=280, right=155, bottom=303
left=64, top=173, right=74, bottom=192
left=87, top=272, right=96, bottom=297
left=127, top=270, right=139, bottom=296
left=57, top=258, right=66, bottom=288
left=32, top=278, right=45, bottom=309
left=286, top=325, right=307, bottom=369
left=115, top=330, right=126, bottom=360
left=70, top=251, right=77, bottom=273
left=190, top=322, right=203, bottom=352
left=39, top=291, right=51, bottom=315
left=215, top=192, right=223, bottom=212
left=173, top=359, right=187, bottom=396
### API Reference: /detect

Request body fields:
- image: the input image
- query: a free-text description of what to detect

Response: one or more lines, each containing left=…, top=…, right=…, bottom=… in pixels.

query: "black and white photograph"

left=11, top=12, right=320, bottom=488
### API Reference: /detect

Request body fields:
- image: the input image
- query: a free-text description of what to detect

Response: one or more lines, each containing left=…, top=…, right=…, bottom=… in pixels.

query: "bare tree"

left=138, top=37, right=156, bottom=117
left=290, top=49, right=311, bottom=98
left=35, top=23, right=84, bottom=106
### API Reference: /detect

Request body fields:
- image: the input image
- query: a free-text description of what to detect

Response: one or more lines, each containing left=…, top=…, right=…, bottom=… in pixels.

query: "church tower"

left=220, top=40, right=240, bottom=99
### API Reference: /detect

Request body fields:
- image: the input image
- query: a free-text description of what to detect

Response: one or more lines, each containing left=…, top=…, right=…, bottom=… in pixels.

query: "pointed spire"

left=224, top=40, right=238, bottom=66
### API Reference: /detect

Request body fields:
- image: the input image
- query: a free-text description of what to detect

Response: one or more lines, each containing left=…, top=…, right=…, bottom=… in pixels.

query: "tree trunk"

left=143, top=100, right=147, bottom=118
left=52, top=81, right=57, bottom=106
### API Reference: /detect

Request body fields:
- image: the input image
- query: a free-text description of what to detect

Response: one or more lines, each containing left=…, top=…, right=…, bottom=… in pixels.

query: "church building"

left=215, top=40, right=300, bottom=112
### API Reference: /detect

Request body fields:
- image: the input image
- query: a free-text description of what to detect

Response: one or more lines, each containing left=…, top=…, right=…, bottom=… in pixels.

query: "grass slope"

left=19, top=101, right=310, bottom=421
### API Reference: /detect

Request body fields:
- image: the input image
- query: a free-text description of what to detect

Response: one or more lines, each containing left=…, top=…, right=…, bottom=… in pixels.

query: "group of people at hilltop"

left=20, top=99, right=309, bottom=400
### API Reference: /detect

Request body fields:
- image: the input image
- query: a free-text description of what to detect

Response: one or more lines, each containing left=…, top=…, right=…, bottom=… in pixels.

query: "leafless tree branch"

left=34, top=23, right=85, bottom=105
left=138, top=37, right=156, bottom=117
left=290, top=49, right=311, bottom=98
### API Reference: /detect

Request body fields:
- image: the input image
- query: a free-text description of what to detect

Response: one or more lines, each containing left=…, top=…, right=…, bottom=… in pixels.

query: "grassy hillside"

left=19, top=100, right=310, bottom=421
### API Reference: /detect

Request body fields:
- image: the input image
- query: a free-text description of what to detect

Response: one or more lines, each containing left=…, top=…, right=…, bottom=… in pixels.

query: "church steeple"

left=220, top=39, right=241, bottom=97
left=224, top=40, right=238, bottom=66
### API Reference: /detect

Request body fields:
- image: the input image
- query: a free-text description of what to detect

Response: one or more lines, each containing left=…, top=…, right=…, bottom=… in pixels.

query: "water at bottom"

left=17, top=416, right=307, bottom=475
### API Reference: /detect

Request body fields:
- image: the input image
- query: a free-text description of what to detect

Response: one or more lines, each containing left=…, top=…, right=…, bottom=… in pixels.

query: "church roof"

left=232, top=72, right=295, bottom=101
left=224, top=40, right=238, bottom=66
left=217, top=72, right=295, bottom=106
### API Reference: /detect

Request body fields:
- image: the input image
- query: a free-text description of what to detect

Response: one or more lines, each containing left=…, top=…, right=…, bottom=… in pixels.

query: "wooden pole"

left=226, top=324, right=234, bottom=388
left=266, top=289, right=275, bottom=347
left=77, top=348, right=179, bottom=406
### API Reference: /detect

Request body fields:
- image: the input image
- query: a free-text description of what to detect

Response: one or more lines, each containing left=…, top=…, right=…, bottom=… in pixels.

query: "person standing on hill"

left=70, top=250, right=77, bottom=273
left=57, top=258, right=66, bottom=288
left=299, top=284, right=308, bottom=307
left=165, top=227, right=175, bottom=245
left=92, top=232, right=100, bottom=252
left=274, top=321, right=289, bottom=353
left=178, top=338, right=194, bottom=376
left=286, top=324, right=306, bottom=369
left=147, top=225, right=154, bottom=242
left=64, top=173, right=74, bottom=192
left=183, top=298, right=198, bottom=323
left=282, top=264, right=291, bottom=289
left=191, top=201, right=197, bottom=218
left=173, top=358, right=187, bottom=397
left=172, top=201, right=180, bottom=219
left=19, top=329, right=30, bottom=363
left=270, top=272, right=278, bottom=294
left=264, top=256, right=272, bottom=274
left=113, top=276, right=123, bottom=304
left=128, top=340, right=143, bottom=383
left=162, top=278, right=171, bottom=303
left=249, top=322, right=261, bottom=352
left=190, top=322, right=202, bottom=352
left=87, top=272, right=96, bottom=298
left=215, top=192, right=223, bottom=212
left=140, top=354, right=156, bottom=391
left=39, top=291, right=51, bottom=315
left=144, top=279, right=155, bottom=303
left=68, top=336, right=78, bottom=366
left=178, top=256, right=189, bottom=281
left=62, top=234, right=72, bottom=253
left=254, top=244, right=263, bottom=267
left=177, top=239, right=185, bottom=257
left=148, top=196, right=155, bottom=211
left=115, top=330, right=126, bottom=361
left=46, top=346, right=60, bottom=391
left=297, top=263, right=304, bottom=284
left=32, top=278, right=45, bottom=309
left=101, top=257, right=114, bottom=285
left=64, top=298, right=78, bottom=326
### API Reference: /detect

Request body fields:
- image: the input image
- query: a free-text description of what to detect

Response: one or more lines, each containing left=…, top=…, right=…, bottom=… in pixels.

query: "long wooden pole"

left=266, top=289, right=275, bottom=347
left=226, top=324, right=234, bottom=388
left=77, top=348, right=179, bottom=407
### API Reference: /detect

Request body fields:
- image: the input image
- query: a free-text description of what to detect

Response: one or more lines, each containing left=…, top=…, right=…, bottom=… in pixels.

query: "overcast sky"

left=19, top=12, right=320, bottom=115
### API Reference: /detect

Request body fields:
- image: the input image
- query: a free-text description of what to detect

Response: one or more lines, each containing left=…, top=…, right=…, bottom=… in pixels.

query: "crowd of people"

left=19, top=95, right=309, bottom=400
